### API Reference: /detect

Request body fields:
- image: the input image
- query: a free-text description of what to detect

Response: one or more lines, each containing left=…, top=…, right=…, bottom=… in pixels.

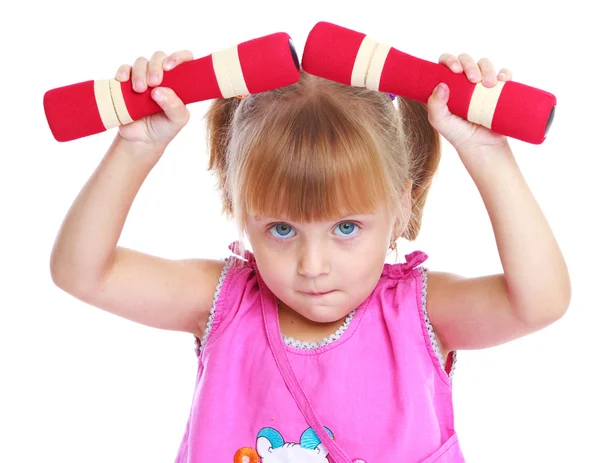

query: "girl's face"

left=245, top=203, right=399, bottom=324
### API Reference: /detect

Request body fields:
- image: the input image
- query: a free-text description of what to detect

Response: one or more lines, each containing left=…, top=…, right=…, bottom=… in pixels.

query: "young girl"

left=49, top=48, right=571, bottom=462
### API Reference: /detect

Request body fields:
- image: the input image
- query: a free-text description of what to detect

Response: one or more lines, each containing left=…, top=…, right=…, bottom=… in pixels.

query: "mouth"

left=304, top=290, right=335, bottom=296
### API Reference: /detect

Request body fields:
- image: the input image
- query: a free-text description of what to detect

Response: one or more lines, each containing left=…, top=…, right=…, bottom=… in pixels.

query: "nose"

left=298, top=241, right=330, bottom=277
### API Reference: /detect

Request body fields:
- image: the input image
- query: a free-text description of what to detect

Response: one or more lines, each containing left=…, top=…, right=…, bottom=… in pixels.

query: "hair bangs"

left=233, top=96, right=395, bottom=225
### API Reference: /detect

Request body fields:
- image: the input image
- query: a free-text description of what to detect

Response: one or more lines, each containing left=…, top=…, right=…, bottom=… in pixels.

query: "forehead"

left=250, top=210, right=379, bottom=222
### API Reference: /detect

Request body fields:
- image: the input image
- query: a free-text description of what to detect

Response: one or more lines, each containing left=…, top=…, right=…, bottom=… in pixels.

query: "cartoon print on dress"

left=233, top=426, right=367, bottom=463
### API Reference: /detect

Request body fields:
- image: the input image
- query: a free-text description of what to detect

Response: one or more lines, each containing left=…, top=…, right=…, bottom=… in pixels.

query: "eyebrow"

left=252, top=212, right=375, bottom=222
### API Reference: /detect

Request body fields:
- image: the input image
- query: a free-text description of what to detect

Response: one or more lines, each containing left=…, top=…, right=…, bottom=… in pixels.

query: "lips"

left=305, top=290, right=334, bottom=296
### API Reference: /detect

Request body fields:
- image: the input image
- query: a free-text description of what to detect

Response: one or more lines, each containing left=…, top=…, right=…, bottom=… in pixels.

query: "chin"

left=302, top=305, right=351, bottom=324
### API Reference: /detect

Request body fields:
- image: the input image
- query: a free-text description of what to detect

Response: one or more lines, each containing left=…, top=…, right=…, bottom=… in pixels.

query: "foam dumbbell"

left=44, top=33, right=300, bottom=142
left=302, top=21, right=555, bottom=145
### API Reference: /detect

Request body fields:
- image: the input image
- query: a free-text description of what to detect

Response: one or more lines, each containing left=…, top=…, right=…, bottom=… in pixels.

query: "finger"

left=151, top=87, right=190, bottom=126
left=115, top=64, right=132, bottom=82
left=427, top=83, right=450, bottom=125
left=498, top=67, right=513, bottom=81
left=147, top=50, right=168, bottom=87
left=163, top=50, right=194, bottom=71
left=132, top=56, right=149, bottom=92
left=458, top=53, right=481, bottom=83
left=438, top=53, right=462, bottom=73
left=477, top=57, right=497, bottom=87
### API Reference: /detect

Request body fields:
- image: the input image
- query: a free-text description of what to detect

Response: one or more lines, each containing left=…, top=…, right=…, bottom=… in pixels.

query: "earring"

left=389, top=236, right=397, bottom=251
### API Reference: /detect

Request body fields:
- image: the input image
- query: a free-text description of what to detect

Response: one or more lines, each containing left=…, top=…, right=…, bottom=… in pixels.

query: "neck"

left=277, top=299, right=349, bottom=343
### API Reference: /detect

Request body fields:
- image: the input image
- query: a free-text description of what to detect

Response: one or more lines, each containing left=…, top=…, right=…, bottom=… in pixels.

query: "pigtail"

left=396, top=97, right=442, bottom=240
left=204, top=97, right=243, bottom=217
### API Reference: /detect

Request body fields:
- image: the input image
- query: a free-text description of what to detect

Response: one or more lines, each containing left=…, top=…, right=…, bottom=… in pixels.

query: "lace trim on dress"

left=281, top=308, right=356, bottom=350
left=419, top=266, right=456, bottom=380
left=448, top=350, right=457, bottom=380
left=194, top=256, right=235, bottom=357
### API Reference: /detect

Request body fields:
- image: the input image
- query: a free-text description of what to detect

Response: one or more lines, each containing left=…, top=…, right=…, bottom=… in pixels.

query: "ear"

left=256, top=437, right=272, bottom=458
left=256, top=427, right=285, bottom=457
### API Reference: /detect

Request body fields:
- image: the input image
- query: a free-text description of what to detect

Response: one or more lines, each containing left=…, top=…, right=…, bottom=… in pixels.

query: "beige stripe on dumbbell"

left=212, top=45, right=250, bottom=98
left=94, top=80, right=120, bottom=129
left=351, top=36, right=377, bottom=86
left=94, top=79, right=134, bottom=129
left=351, top=35, right=392, bottom=90
left=109, top=79, right=133, bottom=125
left=467, top=81, right=506, bottom=129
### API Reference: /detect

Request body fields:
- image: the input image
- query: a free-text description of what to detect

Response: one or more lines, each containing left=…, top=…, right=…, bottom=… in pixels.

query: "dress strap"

left=228, top=240, right=256, bottom=265
left=382, top=250, right=428, bottom=278
left=259, top=274, right=353, bottom=463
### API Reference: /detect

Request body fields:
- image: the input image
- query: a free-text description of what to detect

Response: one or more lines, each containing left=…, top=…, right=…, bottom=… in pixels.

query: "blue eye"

left=268, top=222, right=360, bottom=240
left=337, top=222, right=356, bottom=236
left=270, top=223, right=295, bottom=239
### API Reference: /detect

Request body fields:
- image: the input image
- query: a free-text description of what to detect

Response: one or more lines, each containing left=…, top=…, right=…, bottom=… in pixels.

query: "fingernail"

left=498, top=72, right=506, bottom=80
left=117, top=71, right=127, bottom=80
left=436, top=83, right=447, bottom=97
left=153, top=88, right=164, bottom=101
left=451, top=63, right=461, bottom=72
left=468, top=72, right=479, bottom=81
left=134, top=79, right=144, bottom=91
left=164, top=59, right=175, bottom=70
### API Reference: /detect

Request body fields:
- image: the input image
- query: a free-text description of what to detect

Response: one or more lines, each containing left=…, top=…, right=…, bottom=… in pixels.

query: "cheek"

left=345, top=239, right=388, bottom=271
left=347, top=258, right=379, bottom=284
left=255, top=254, right=290, bottom=288
left=341, top=250, right=386, bottom=289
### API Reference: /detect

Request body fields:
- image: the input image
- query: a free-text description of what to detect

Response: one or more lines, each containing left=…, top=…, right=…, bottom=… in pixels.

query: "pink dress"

left=174, top=241, right=464, bottom=462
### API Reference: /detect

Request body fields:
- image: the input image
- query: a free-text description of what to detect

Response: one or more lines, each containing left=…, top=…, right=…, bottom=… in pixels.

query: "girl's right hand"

left=114, top=50, right=193, bottom=148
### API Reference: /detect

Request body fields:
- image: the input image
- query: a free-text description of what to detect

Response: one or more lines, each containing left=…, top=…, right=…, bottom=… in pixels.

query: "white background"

left=1, top=0, right=598, bottom=461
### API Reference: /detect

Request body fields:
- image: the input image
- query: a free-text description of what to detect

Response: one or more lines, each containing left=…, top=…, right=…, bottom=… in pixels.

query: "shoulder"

left=195, top=253, right=257, bottom=355
left=422, top=269, right=543, bottom=352
left=206, top=254, right=255, bottom=306
left=424, top=270, right=461, bottom=290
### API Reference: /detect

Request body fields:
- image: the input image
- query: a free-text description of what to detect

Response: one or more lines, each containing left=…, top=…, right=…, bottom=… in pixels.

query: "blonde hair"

left=205, top=71, right=441, bottom=265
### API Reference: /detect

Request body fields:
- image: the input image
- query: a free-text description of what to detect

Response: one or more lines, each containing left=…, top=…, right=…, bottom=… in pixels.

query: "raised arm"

left=423, top=53, right=570, bottom=353
left=50, top=51, right=224, bottom=337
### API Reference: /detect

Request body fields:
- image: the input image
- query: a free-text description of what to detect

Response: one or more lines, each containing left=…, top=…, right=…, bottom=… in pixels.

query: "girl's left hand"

left=427, top=53, right=513, bottom=153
